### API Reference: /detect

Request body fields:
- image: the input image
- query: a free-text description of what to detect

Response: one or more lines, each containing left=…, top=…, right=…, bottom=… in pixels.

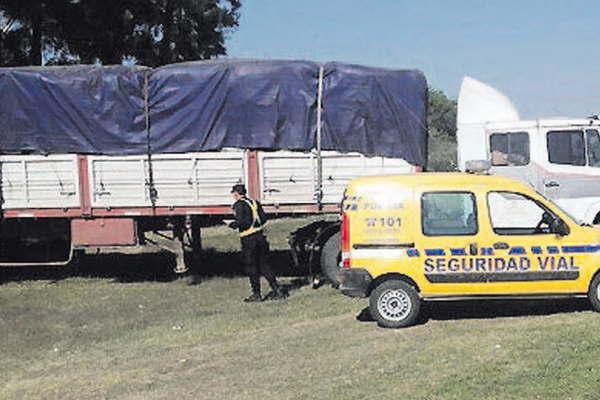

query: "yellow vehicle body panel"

left=343, top=173, right=600, bottom=299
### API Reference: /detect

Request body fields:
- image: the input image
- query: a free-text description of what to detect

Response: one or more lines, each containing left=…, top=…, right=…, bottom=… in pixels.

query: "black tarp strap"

left=144, top=72, right=158, bottom=213
left=315, top=65, right=324, bottom=210
left=0, top=156, right=3, bottom=220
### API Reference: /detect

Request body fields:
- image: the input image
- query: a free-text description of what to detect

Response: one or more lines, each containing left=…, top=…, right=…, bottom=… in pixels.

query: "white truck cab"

left=457, top=76, right=600, bottom=225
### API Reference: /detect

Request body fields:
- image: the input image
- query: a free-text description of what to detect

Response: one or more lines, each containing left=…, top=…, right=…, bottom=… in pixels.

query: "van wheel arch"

left=594, top=212, right=600, bottom=225
left=368, top=273, right=420, bottom=296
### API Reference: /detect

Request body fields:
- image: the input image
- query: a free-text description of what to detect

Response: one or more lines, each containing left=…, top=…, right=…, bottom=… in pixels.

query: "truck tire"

left=588, top=273, right=600, bottom=312
left=369, top=280, right=420, bottom=328
left=320, top=232, right=341, bottom=286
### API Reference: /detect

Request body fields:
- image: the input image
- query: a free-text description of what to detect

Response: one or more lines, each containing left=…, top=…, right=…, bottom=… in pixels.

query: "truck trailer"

left=0, top=60, right=427, bottom=284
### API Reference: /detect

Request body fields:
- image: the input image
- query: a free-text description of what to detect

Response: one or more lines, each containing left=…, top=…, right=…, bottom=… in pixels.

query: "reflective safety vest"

left=239, top=198, right=266, bottom=237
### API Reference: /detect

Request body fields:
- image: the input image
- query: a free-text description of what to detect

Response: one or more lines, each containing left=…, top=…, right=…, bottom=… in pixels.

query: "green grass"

left=1, top=217, right=600, bottom=399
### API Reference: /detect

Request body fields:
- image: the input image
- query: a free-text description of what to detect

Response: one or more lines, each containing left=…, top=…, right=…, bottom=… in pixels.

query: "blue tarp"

left=0, top=65, right=148, bottom=154
left=321, top=62, right=427, bottom=165
left=148, top=60, right=319, bottom=153
left=0, top=60, right=428, bottom=166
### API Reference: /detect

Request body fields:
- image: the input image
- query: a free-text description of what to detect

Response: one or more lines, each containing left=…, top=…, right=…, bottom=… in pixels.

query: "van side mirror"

left=550, top=218, right=570, bottom=236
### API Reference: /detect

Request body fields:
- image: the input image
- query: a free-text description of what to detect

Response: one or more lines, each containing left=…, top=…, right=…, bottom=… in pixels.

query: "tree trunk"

left=159, top=0, right=175, bottom=66
left=31, top=5, right=42, bottom=65
left=0, top=30, right=4, bottom=67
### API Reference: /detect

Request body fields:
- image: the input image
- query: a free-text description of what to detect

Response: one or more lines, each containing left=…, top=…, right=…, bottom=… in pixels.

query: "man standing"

left=227, top=184, right=286, bottom=302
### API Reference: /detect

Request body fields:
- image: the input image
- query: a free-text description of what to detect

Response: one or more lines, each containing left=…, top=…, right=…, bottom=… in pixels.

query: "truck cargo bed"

left=1, top=150, right=414, bottom=218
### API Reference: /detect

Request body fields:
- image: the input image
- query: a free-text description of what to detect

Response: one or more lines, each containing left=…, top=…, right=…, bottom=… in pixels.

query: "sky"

left=227, top=0, right=600, bottom=119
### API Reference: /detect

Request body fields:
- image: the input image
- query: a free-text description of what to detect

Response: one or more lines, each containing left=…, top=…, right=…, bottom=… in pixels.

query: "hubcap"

left=377, top=288, right=412, bottom=322
left=596, top=284, right=600, bottom=301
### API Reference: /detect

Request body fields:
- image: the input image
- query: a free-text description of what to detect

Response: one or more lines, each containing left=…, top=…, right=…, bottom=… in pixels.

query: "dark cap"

left=231, top=183, right=247, bottom=195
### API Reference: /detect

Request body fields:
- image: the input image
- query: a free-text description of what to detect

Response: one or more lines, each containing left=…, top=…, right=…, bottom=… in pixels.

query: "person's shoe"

left=243, top=293, right=263, bottom=303
left=263, top=287, right=288, bottom=301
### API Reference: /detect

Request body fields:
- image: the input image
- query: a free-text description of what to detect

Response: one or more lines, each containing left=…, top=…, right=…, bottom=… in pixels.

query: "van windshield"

left=535, top=189, right=583, bottom=225
left=587, top=129, right=600, bottom=167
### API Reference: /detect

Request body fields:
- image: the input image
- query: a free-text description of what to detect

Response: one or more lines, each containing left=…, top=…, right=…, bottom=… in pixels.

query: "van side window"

left=421, top=192, right=477, bottom=236
left=586, top=129, right=600, bottom=167
left=490, top=132, right=529, bottom=166
left=488, top=191, right=555, bottom=235
left=547, top=130, right=585, bottom=166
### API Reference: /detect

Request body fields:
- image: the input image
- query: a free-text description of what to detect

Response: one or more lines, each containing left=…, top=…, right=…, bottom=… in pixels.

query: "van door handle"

left=544, top=179, right=560, bottom=188
left=469, top=243, right=478, bottom=256
left=493, top=242, right=510, bottom=250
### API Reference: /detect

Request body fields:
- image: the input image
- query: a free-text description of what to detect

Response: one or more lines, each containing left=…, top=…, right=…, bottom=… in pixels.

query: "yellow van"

left=338, top=172, right=600, bottom=328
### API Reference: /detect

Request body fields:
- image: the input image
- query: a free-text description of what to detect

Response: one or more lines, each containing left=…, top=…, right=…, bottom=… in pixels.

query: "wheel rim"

left=596, top=284, right=600, bottom=301
left=377, top=288, right=412, bottom=322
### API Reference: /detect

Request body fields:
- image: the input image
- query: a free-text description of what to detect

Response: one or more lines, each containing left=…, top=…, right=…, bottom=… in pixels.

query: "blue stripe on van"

left=407, top=249, right=420, bottom=257
left=417, top=244, right=598, bottom=259
left=480, top=247, right=494, bottom=256
left=509, top=246, right=526, bottom=255
left=547, top=246, right=560, bottom=254
left=562, top=245, right=600, bottom=253
left=425, top=249, right=445, bottom=257
left=450, top=248, right=466, bottom=256
left=531, top=246, right=543, bottom=255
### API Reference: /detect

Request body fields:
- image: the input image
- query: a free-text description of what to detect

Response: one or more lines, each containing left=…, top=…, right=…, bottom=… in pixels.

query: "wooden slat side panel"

left=0, top=155, right=80, bottom=209
left=259, top=151, right=316, bottom=204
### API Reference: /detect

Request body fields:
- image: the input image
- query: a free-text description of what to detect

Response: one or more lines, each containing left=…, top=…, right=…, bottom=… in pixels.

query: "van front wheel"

left=369, top=280, right=420, bottom=328
left=588, top=273, right=600, bottom=312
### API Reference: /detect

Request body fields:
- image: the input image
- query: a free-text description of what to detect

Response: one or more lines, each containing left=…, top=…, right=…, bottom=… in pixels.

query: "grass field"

left=2, top=217, right=600, bottom=400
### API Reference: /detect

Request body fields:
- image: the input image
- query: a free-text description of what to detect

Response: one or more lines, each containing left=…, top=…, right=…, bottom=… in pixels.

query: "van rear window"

left=490, top=132, right=529, bottom=166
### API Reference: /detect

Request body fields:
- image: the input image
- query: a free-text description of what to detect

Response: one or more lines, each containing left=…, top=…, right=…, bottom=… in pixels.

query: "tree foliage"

left=427, top=88, right=457, bottom=171
left=428, top=87, right=457, bottom=137
left=0, top=14, right=30, bottom=65
left=0, top=0, right=241, bottom=67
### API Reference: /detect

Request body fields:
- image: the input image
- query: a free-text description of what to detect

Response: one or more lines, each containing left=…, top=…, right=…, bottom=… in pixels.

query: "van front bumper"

left=339, top=268, right=373, bottom=298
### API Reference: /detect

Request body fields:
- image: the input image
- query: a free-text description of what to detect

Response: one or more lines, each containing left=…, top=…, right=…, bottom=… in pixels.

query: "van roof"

left=486, top=118, right=600, bottom=131
left=348, top=172, right=530, bottom=192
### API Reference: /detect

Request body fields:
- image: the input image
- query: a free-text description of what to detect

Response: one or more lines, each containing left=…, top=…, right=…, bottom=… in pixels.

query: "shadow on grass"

left=0, top=248, right=310, bottom=285
left=357, top=298, right=592, bottom=326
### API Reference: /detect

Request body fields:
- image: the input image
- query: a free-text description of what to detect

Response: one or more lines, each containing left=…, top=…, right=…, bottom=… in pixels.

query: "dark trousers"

left=241, top=232, right=277, bottom=294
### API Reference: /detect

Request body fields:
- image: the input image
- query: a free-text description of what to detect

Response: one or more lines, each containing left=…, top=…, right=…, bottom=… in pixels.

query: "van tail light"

left=341, top=212, right=351, bottom=268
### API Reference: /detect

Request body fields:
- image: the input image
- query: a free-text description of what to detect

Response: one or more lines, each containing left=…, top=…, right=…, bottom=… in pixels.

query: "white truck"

left=457, top=76, right=600, bottom=225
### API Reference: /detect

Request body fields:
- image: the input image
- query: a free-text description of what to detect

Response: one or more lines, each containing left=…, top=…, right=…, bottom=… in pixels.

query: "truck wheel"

left=320, top=232, right=341, bottom=286
left=588, top=273, right=600, bottom=312
left=369, top=280, right=420, bottom=328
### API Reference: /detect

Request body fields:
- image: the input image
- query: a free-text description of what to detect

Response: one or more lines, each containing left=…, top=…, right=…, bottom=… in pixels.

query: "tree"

left=427, top=88, right=457, bottom=171
left=137, top=0, right=242, bottom=67
left=1, top=14, right=28, bottom=66
left=0, top=1, right=70, bottom=66
left=0, top=0, right=241, bottom=66
left=428, top=87, right=457, bottom=137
